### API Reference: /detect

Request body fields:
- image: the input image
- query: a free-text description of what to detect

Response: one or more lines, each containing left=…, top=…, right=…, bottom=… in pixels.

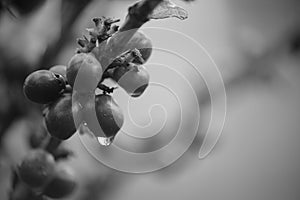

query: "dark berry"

left=23, top=70, right=66, bottom=104
left=18, top=149, right=55, bottom=189
left=43, top=165, right=76, bottom=199
left=44, top=93, right=76, bottom=140
left=94, top=94, right=124, bottom=137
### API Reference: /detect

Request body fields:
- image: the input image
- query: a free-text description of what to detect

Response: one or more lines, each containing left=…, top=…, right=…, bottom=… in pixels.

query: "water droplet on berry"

left=97, top=136, right=114, bottom=146
left=78, top=122, right=94, bottom=138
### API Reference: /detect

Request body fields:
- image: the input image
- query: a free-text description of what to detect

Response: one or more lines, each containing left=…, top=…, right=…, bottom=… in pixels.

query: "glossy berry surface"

left=112, top=63, right=149, bottom=97
left=49, top=65, right=67, bottom=80
left=43, top=165, right=76, bottom=199
left=45, top=93, right=76, bottom=140
left=67, top=53, right=102, bottom=93
left=23, top=70, right=66, bottom=104
left=18, top=149, right=55, bottom=189
left=124, top=32, right=152, bottom=64
left=87, top=94, right=124, bottom=138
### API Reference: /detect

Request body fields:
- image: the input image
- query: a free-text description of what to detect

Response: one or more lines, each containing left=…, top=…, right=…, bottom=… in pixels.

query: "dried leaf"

left=149, top=0, right=188, bottom=20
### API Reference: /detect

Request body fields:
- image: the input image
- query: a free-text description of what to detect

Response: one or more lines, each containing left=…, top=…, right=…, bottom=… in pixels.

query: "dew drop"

left=97, top=136, right=115, bottom=146
left=78, top=122, right=94, bottom=138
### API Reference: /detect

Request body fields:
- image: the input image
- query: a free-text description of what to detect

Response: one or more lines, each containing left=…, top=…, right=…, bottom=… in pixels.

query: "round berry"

left=124, top=32, right=152, bottom=64
left=49, top=65, right=67, bottom=80
left=84, top=94, right=124, bottom=138
left=18, top=149, right=55, bottom=189
left=45, top=93, right=76, bottom=140
left=23, top=70, right=66, bottom=104
left=112, top=63, right=149, bottom=97
left=67, top=53, right=102, bottom=93
left=43, top=165, right=76, bottom=199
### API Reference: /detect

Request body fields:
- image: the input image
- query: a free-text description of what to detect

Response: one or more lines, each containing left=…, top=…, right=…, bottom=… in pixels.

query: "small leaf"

left=149, top=0, right=188, bottom=20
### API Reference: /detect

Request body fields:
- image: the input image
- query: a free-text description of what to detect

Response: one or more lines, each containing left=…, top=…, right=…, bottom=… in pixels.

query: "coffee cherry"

left=18, top=149, right=55, bottom=189
left=23, top=70, right=66, bottom=104
left=124, top=32, right=152, bottom=64
left=43, top=165, right=76, bottom=199
left=84, top=94, right=124, bottom=138
left=67, top=53, right=102, bottom=93
left=112, top=63, right=149, bottom=97
left=45, top=93, right=76, bottom=140
left=49, top=65, right=67, bottom=80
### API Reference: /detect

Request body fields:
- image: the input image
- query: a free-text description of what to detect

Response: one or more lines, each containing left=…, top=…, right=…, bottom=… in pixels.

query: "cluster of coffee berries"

left=17, top=149, right=76, bottom=199
left=23, top=17, right=152, bottom=143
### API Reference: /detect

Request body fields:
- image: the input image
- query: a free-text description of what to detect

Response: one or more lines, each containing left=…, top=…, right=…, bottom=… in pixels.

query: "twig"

left=119, top=0, right=163, bottom=32
left=110, top=0, right=163, bottom=44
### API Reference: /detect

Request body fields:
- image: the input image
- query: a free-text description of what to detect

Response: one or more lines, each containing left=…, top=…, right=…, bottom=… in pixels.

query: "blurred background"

left=1, top=0, right=300, bottom=200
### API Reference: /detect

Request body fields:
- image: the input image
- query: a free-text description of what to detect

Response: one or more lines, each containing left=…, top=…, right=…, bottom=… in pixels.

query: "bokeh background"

left=1, top=0, right=300, bottom=200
